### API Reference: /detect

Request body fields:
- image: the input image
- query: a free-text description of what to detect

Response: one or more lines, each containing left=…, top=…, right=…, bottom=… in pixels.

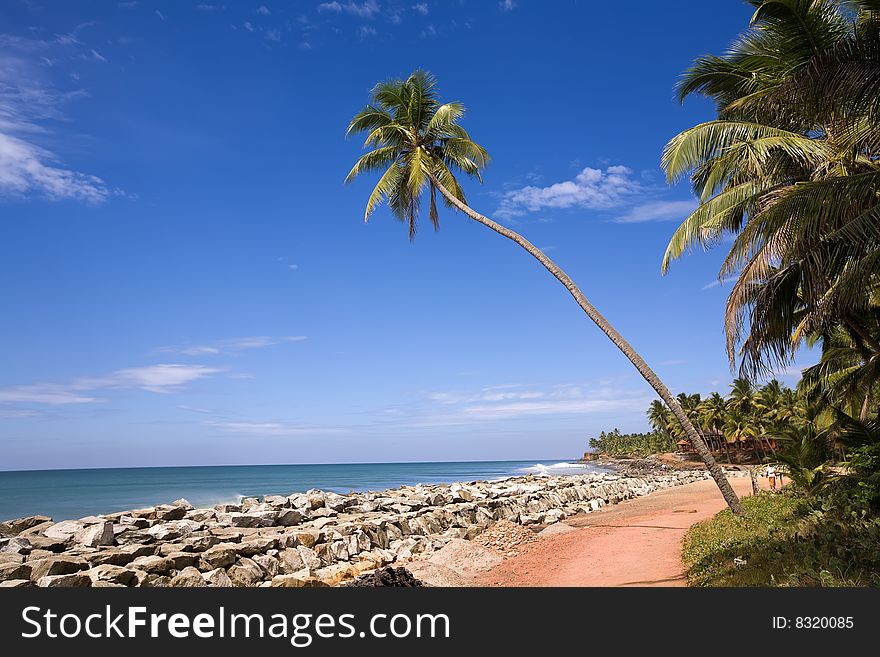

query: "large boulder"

left=166, top=552, right=199, bottom=570
left=251, top=554, right=281, bottom=578
left=170, top=567, right=207, bottom=587
left=0, top=515, right=52, bottom=538
left=227, top=557, right=264, bottom=587
left=216, top=512, right=261, bottom=528
left=234, top=537, right=277, bottom=557
left=29, top=555, right=89, bottom=581
left=129, top=555, right=174, bottom=575
left=154, top=504, right=187, bottom=522
left=42, top=520, right=84, bottom=542
left=1, top=537, right=31, bottom=555
left=199, top=546, right=237, bottom=570
left=203, top=568, right=233, bottom=587
left=87, top=564, right=138, bottom=586
left=278, top=548, right=305, bottom=573
left=0, top=562, right=32, bottom=583
left=297, top=546, right=322, bottom=570
left=37, top=573, right=91, bottom=587
left=276, top=510, right=303, bottom=527
left=77, top=522, right=115, bottom=548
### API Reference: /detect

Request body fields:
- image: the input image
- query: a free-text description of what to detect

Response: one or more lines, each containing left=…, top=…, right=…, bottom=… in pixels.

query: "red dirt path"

left=475, top=476, right=762, bottom=587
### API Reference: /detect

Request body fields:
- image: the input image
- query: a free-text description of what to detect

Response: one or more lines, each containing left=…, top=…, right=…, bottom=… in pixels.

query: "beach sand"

left=473, top=475, right=763, bottom=587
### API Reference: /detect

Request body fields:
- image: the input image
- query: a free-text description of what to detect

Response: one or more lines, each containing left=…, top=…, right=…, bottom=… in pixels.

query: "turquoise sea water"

left=0, top=460, right=606, bottom=522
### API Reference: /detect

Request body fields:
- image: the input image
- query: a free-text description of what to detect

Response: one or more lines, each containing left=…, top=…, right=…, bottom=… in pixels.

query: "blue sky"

left=0, top=1, right=808, bottom=471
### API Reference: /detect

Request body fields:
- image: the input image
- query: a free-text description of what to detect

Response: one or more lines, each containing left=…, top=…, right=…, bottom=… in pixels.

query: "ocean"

left=0, top=460, right=607, bottom=523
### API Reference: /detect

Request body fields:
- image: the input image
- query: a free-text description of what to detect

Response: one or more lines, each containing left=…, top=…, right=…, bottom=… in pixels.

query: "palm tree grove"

left=348, top=0, right=880, bottom=586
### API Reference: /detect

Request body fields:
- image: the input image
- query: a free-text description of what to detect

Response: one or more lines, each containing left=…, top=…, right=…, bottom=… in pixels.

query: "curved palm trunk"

left=430, top=176, right=745, bottom=515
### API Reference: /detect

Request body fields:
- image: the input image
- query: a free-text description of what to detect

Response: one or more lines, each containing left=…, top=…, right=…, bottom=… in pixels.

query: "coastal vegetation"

left=682, top=492, right=880, bottom=586
left=669, top=0, right=880, bottom=586
left=345, top=71, right=744, bottom=514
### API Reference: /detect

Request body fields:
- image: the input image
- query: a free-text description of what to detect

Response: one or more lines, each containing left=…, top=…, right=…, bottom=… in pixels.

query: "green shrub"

left=682, top=492, right=880, bottom=586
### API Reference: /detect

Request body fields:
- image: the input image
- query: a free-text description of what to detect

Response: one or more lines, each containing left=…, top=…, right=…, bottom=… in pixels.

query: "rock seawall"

left=0, top=469, right=719, bottom=587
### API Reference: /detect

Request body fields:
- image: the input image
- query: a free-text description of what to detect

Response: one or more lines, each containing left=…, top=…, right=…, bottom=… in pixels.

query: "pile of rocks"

left=471, top=519, right=538, bottom=557
left=0, top=469, right=717, bottom=588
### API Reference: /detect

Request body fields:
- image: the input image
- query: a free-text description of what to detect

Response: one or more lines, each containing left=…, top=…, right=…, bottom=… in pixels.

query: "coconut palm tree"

left=345, top=71, right=745, bottom=514
left=661, top=1, right=880, bottom=382
left=700, top=392, right=732, bottom=461
left=647, top=399, right=675, bottom=451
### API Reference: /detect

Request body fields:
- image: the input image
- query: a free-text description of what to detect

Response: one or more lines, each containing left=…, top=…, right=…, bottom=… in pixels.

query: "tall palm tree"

left=345, top=71, right=745, bottom=514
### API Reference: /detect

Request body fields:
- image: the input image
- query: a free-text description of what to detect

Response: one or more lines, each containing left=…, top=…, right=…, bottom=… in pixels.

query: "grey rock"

left=0, top=579, right=32, bottom=587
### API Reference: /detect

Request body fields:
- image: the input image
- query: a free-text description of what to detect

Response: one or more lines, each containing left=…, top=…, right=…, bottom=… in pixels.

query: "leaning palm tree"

left=345, top=71, right=745, bottom=514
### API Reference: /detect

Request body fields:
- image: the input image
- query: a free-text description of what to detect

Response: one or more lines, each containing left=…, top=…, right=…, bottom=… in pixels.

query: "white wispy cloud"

left=500, top=0, right=517, bottom=10
left=0, top=409, right=39, bottom=418
left=496, top=165, right=640, bottom=219
left=0, top=36, right=111, bottom=202
left=358, top=25, right=378, bottom=38
left=400, top=382, right=651, bottom=427
left=196, top=4, right=225, bottom=11
left=318, top=1, right=381, bottom=18
left=157, top=335, right=307, bottom=356
left=412, top=3, right=428, bottom=15
left=614, top=199, right=696, bottom=224
left=0, top=132, right=109, bottom=202
left=256, top=5, right=271, bottom=15
left=0, top=364, right=221, bottom=407
left=207, top=420, right=346, bottom=436
left=701, top=276, right=737, bottom=291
